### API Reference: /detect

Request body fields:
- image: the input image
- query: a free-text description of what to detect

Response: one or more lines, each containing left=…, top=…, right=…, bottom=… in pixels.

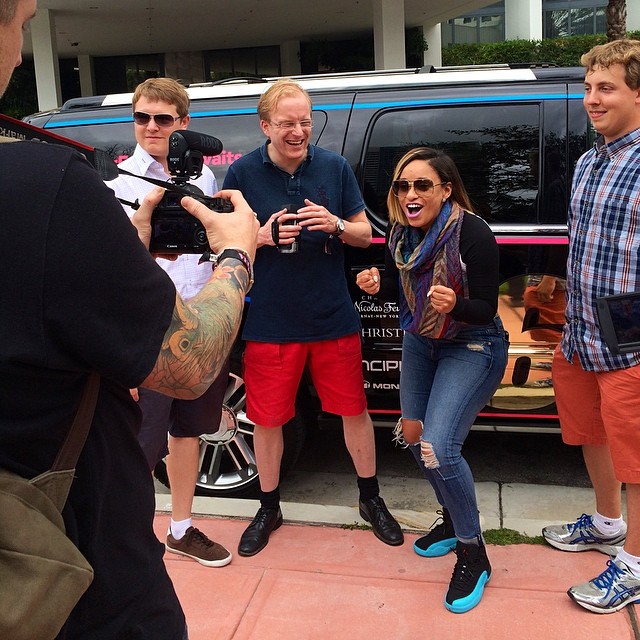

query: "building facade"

left=18, top=0, right=640, bottom=112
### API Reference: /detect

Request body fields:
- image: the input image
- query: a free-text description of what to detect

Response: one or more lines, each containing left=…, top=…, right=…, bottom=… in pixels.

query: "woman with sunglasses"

left=356, top=147, right=508, bottom=614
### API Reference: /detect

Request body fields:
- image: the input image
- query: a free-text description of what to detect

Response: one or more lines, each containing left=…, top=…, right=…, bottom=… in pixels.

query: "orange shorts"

left=243, top=334, right=367, bottom=428
left=552, top=346, right=640, bottom=483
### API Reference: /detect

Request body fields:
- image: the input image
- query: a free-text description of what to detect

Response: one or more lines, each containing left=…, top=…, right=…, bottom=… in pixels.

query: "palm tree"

left=606, top=0, right=627, bottom=41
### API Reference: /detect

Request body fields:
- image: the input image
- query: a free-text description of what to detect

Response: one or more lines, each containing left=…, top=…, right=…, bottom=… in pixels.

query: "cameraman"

left=107, top=78, right=233, bottom=569
left=0, top=2, right=258, bottom=638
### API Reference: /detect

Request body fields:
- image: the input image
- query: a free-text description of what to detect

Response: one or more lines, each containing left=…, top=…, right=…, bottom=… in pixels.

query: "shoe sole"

left=445, top=572, right=491, bottom=614
left=165, top=544, right=233, bottom=567
left=543, top=536, right=624, bottom=556
left=359, top=507, right=404, bottom=546
left=237, top=515, right=283, bottom=557
left=568, top=589, right=640, bottom=614
left=413, top=537, right=457, bottom=558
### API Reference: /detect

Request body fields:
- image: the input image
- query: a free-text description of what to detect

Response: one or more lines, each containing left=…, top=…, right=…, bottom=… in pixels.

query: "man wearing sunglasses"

left=107, top=77, right=232, bottom=569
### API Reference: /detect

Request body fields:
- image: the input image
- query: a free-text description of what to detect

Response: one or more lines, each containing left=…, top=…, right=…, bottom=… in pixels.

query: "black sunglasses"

left=391, top=179, right=448, bottom=196
left=133, top=111, right=181, bottom=127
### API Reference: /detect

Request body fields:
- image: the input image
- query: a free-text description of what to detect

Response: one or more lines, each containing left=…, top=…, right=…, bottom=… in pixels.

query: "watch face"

left=336, top=218, right=345, bottom=235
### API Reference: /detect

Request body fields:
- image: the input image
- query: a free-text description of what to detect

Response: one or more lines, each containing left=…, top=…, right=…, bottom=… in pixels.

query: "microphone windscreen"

left=171, top=129, right=223, bottom=156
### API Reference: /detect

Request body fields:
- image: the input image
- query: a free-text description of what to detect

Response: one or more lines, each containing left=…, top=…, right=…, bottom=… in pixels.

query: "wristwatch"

left=208, top=248, right=254, bottom=292
left=334, top=217, right=345, bottom=237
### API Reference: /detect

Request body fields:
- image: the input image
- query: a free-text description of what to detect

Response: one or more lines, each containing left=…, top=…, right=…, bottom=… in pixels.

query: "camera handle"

left=114, top=167, right=217, bottom=208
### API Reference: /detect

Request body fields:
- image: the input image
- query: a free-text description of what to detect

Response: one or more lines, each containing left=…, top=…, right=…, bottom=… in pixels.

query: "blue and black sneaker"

left=413, top=508, right=457, bottom=558
left=542, top=513, right=626, bottom=555
left=568, top=557, right=640, bottom=613
left=445, top=541, right=491, bottom=613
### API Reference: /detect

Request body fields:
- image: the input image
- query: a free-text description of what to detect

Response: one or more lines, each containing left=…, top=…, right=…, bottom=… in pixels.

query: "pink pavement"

left=154, top=514, right=638, bottom=640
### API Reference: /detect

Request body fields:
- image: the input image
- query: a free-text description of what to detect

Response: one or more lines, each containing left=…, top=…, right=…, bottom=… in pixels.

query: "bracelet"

left=209, top=248, right=254, bottom=292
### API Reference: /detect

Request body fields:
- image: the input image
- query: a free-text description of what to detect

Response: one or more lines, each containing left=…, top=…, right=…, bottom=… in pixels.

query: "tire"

left=154, top=372, right=307, bottom=498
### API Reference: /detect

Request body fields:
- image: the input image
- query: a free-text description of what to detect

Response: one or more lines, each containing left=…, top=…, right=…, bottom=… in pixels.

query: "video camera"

left=119, top=129, right=233, bottom=253
left=151, top=129, right=233, bottom=253
left=0, top=114, right=230, bottom=254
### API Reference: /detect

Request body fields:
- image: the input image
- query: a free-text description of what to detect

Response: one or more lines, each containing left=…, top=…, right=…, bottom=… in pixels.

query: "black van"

left=25, top=64, right=591, bottom=496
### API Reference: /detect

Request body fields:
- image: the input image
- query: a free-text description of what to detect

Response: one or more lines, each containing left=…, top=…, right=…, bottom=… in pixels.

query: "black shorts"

left=136, top=359, right=230, bottom=469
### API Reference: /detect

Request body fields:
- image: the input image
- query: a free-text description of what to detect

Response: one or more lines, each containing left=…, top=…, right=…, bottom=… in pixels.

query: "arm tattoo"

left=144, top=262, right=250, bottom=398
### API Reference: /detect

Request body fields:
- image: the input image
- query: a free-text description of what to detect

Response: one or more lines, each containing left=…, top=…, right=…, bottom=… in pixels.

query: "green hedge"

left=442, top=32, right=640, bottom=68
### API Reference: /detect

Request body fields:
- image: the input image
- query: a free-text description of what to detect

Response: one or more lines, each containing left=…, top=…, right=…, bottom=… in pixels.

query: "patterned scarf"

left=388, top=201, right=468, bottom=339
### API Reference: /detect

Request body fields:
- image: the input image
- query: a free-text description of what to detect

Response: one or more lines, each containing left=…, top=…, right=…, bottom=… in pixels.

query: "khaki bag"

left=0, top=374, right=100, bottom=640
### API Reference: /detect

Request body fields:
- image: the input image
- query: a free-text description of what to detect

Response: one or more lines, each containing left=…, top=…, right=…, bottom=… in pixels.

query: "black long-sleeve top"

left=377, top=213, right=500, bottom=327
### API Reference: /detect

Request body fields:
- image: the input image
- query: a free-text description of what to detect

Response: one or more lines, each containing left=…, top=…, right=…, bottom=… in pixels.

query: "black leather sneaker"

left=359, top=496, right=404, bottom=546
left=237, top=506, right=283, bottom=557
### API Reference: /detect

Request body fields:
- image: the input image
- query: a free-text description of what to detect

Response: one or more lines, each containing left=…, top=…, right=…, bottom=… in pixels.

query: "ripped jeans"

left=400, top=318, right=508, bottom=541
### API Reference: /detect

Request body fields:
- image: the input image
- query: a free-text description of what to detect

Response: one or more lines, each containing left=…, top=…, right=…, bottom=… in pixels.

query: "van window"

left=362, top=104, right=542, bottom=226
left=189, top=110, right=328, bottom=182
left=46, top=110, right=328, bottom=185
left=47, top=122, right=137, bottom=162
left=189, top=113, right=265, bottom=180
left=45, top=113, right=266, bottom=179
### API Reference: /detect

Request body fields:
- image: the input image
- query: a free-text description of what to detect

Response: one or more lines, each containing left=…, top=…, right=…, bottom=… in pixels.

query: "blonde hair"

left=257, top=79, right=312, bottom=121
left=387, top=147, right=474, bottom=226
left=132, top=77, right=190, bottom=119
left=581, top=39, right=640, bottom=90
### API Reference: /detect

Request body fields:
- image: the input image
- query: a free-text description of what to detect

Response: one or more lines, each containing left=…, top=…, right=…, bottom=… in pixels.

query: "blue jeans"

left=400, top=318, right=508, bottom=541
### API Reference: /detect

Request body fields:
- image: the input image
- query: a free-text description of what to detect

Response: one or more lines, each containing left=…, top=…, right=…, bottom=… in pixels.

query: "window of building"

left=442, top=2, right=505, bottom=46
left=204, top=47, right=280, bottom=81
left=442, top=1, right=608, bottom=46
left=543, top=0, right=607, bottom=38
left=94, top=54, right=164, bottom=95
left=362, top=103, right=543, bottom=226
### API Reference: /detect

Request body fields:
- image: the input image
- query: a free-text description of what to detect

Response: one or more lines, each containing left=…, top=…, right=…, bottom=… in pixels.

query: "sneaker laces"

left=450, top=546, right=479, bottom=590
left=427, top=510, right=446, bottom=531
left=186, top=527, right=216, bottom=550
left=592, top=560, right=626, bottom=592
left=568, top=513, right=593, bottom=534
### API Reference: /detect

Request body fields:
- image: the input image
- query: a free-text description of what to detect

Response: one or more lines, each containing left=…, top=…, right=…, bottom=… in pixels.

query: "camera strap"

left=115, top=168, right=220, bottom=205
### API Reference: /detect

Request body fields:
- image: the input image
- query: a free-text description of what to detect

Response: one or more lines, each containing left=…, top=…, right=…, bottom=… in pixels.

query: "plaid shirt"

left=561, top=128, right=640, bottom=371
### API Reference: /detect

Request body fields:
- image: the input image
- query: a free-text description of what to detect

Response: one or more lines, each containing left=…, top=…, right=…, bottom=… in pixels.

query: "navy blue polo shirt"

left=224, top=143, right=364, bottom=342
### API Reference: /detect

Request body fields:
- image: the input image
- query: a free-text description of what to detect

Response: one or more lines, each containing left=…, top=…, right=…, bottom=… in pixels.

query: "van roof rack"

left=263, top=62, right=551, bottom=81
left=60, top=95, right=108, bottom=110
left=189, top=76, right=268, bottom=88
left=186, top=63, right=562, bottom=90
left=509, top=62, right=559, bottom=68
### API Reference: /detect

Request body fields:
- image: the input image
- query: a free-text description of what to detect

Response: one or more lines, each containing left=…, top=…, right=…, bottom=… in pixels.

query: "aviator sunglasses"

left=133, top=111, right=182, bottom=127
left=392, top=178, right=449, bottom=197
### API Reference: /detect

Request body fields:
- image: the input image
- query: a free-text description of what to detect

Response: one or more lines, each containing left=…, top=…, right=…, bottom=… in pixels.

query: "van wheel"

left=153, top=372, right=306, bottom=498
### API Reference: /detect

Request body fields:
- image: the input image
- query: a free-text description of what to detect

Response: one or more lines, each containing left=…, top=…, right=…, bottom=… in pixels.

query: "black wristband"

left=210, top=248, right=254, bottom=292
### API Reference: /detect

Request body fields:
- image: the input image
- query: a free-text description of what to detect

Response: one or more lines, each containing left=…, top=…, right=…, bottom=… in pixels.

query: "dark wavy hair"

left=387, top=147, right=474, bottom=225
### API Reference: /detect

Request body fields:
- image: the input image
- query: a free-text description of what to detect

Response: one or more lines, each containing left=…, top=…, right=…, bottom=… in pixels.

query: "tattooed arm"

left=133, top=188, right=259, bottom=399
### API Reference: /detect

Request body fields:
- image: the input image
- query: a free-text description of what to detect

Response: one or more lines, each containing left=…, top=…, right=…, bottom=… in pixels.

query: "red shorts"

left=553, top=346, right=640, bottom=483
left=243, top=334, right=367, bottom=427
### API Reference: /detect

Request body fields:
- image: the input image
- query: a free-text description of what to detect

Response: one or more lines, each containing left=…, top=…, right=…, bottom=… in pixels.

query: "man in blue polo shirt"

left=223, top=79, right=403, bottom=557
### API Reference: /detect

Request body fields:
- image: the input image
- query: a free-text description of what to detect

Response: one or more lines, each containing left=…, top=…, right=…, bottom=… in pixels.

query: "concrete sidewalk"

left=154, top=484, right=637, bottom=640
